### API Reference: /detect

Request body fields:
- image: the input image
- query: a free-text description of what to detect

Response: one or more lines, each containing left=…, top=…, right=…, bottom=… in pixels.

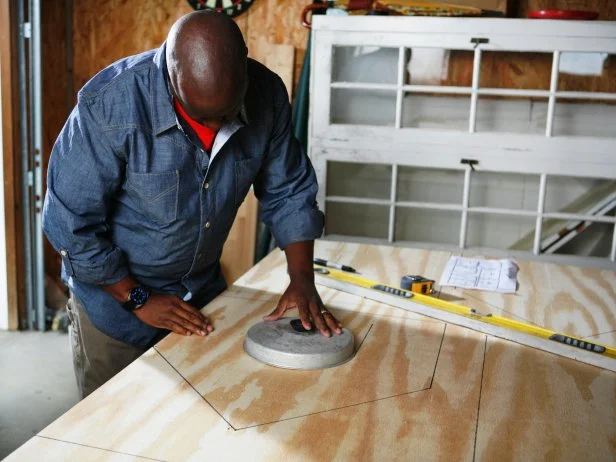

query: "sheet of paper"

left=439, top=256, right=518, bottom=293
left=559, top=52, right=607, bottom=76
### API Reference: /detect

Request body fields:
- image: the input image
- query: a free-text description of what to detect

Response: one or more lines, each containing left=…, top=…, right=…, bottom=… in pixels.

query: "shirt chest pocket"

left=125, top=170, right=179, bottom=224
left=235, top=158, right=262, bottom=207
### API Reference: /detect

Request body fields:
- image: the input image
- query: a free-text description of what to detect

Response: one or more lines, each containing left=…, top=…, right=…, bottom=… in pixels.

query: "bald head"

left=166, top=11, right=248, bottom=130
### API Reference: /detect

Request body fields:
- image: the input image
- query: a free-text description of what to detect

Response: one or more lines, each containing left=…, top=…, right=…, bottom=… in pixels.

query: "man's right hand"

left=133, top=293, right=213, bottom=337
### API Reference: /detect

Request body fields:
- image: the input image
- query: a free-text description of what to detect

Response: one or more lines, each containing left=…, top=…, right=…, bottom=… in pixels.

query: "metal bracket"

left=470, top=37, right=489, bottom=49
left=460, top=158, right=479, bottom=171
left=23, top=22, right=31, bottom=38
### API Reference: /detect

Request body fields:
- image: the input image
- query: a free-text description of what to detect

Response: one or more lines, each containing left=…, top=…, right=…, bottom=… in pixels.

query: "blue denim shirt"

left=42, top=45, right=324, bottom=348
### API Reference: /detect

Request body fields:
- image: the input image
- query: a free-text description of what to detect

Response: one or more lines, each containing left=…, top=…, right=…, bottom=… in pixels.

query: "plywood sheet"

left=11, top=242, right=615, bottom=461
left=155, top=294, right=445, bottom=428
left=229, top=240, right=452, bottom=307
left=474, top=336, right=616, bottom=461
left=37, top=324, right=485, bottom=462
left=3, top=436, right=144, bottom=462
left=440, top=255, right=616, bottom=346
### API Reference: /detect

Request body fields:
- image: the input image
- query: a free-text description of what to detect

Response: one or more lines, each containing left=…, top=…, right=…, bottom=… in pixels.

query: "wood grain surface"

left=475, top=336, right=616, bottom=461
left=4, top=436, right=146, bottom=461
left=32, top=324, right=485, bottom=461
left=440, top=253, right=616, bottom=346
left=72, top=0, right=309, bottom=97
left=155, top=294, right=445, bottom=428
left=7, top=241, right=616, bottom=461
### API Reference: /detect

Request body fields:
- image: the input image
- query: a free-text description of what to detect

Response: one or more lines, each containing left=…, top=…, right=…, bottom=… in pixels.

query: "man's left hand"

left=264, top=275, right=342, bottom=337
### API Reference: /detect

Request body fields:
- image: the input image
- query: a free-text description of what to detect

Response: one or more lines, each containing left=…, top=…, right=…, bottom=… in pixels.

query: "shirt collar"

left=151, top=42, right=249, bottom=136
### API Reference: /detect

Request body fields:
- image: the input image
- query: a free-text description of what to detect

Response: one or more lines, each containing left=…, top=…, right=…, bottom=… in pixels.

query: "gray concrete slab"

left=0, top=331, right=78, bottom=459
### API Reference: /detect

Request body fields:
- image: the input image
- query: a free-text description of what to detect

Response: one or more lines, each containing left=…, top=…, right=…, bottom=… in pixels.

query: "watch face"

left=130, top=286, right=150, bottom=306
left=187, top=0, right=254, bottom=17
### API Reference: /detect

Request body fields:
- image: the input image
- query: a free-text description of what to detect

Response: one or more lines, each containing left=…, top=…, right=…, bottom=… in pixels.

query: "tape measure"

left=400, top=275, right=434, bottom=295
left=313, top=264, right=616, bottom=371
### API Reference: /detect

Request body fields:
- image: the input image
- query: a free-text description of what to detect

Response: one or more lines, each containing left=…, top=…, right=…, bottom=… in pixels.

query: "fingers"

left=177, top=299, right=207, bottom=322
left=308, top=300, right=331, bottom=337
left=170, top=311, right=209, bottom=337
left=322, top=309, right=342, bottom=335
left=264, top=300, right=288, bottom=321
left=174, top=301, right=213, bottom=335
left=297, top=303, right=312, bottom=331
left=165, top=319, right=193, bottom=336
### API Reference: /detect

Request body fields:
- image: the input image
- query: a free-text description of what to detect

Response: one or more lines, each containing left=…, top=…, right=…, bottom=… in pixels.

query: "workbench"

left=7, top=241, right=616, bottom=461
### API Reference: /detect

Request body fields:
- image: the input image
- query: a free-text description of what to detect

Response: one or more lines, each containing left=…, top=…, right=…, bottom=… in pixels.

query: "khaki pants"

left=66, top=293, right=145, bottom=399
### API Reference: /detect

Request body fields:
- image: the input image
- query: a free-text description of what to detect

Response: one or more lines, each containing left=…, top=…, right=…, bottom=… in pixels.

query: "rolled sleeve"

left=43, top=96, right=129, bottom=285
left=253, top=76, right=324, bottom=249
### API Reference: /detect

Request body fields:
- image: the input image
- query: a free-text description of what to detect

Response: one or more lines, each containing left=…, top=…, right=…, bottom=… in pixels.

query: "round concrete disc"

left=244, top=317, right=355, bottom=370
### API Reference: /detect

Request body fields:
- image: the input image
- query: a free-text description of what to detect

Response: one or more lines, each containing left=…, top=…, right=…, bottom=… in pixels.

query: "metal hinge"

left=23, top=22, right=31, bottom=38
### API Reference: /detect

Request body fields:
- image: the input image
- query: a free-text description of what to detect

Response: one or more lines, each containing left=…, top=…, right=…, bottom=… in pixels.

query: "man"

left=43, top=11, right=341, bottom=399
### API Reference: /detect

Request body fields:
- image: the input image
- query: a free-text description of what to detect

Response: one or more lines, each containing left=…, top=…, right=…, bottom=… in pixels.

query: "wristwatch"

left=122, top=285, right=151, bottom=312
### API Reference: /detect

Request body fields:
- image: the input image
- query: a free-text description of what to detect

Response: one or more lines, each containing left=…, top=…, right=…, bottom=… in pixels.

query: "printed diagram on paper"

left=440, top=256, right=519, bottom=293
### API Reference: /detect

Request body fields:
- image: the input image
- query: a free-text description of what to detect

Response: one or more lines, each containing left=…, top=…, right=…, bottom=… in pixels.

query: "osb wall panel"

left=72, top=0, right=309, bottom=96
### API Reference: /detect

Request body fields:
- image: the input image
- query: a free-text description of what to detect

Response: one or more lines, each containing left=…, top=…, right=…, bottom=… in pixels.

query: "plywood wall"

left=43, top=0, right=71, bottom=287
left=72, top=0, right=310, bottom=97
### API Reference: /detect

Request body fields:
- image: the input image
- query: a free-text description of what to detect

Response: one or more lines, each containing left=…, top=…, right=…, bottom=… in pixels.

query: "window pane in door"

left=558, top=53, right=616, bottom=93
left=553, top=99, right=616, bottom=138
left=394, top=207, right=461, bottom=245
left=538, top=216, right=614, bottom=258
left=395, top=208, right=460, bottom=245
left=544, top=176, right=616, bottom=214
left=397, top=167, right=464, bottom=204
left=404, top=48, right=474, bottom=87
left=476, top=96, right=548, bottom=134
left=470, top=171, right=539, bottom=211
left=401, top=93, right=470, bottom=131
left=327, top=161, right=392, bottom=200
left=325, top=202, right=390, bottom=239
left=466, top=213, right=536, bottom=249
left=330, top=88, right=396, bottom=126
left=480, top=51, right=552, bottom=90
left=332, top=46, right=399, bottom=84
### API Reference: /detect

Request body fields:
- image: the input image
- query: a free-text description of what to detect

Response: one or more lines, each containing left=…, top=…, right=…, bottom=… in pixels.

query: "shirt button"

left=204, top=182, right=209, bottom=189
left=60, top=250, right=67, bottom=256
left=205, top=221, right=211, bottom=229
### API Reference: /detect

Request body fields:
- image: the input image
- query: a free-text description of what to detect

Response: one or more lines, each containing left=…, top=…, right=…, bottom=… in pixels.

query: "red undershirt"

left=173, top=99, right=218, bottom=152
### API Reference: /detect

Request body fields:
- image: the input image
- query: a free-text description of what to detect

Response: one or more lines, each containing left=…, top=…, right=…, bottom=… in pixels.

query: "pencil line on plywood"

left=355, top=323, right=374, bottom=353
left=217, top=291, right=448, bottom=323
left=152, top=347, right=238, bottom=431
left=586, top=329, right=616, bottom=338
left=36, top=436, right=167, bottom=462
left=472, top=336, right=488, bottom=462
left=429, top=323, right=447, bottom=389
left=233, top=386, right=432, bottom=431
left=583, top=329, right=616, bottom=339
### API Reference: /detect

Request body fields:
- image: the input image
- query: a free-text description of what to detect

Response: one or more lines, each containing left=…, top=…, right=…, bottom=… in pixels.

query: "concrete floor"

left=0, top=331, right=78, bottom=459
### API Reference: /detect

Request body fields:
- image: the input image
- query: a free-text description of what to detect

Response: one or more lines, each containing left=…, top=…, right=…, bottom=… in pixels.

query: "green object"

left=292, top=34, right=312, bottom=150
